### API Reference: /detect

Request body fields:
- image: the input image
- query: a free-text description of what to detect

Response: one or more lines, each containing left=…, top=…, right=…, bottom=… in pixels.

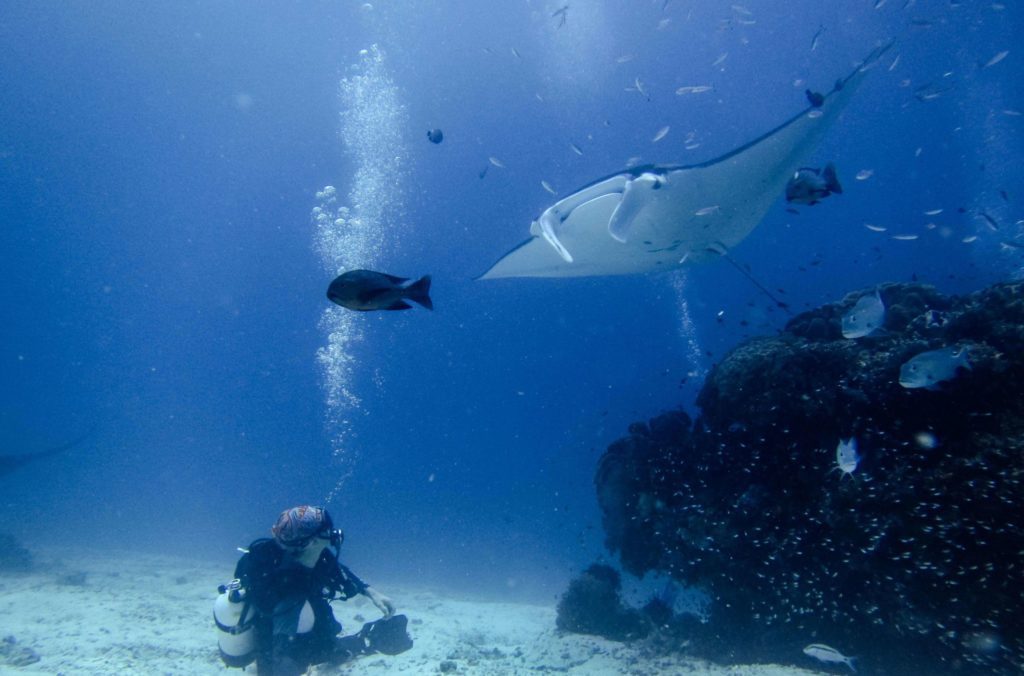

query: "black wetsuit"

left=233, top=538, right=369, bottom=676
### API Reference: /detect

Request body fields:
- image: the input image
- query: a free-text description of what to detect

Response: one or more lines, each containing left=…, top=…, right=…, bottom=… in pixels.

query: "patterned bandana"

left=271, top=505, right=330, bottom=547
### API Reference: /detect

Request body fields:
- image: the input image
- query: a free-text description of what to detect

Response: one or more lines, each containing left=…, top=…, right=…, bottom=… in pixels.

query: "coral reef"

left=555, top=564, right=650, bottom=641
left=595, top=282, right=1024, bottom=674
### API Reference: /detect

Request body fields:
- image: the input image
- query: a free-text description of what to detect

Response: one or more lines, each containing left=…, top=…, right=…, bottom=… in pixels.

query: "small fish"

left=873, top=0, right=887, bottom=8
left=810, top=26, right=824, bottom=51
left=891, top=234, right=919, bottom=240
left=652, top=126, right=670, bottom=143
left=899, top=345, right=972, bottom=389
left=924, top=208, right=943, bottom=216
left=616, top=54, right=636, bottom=64
left=962, top=235, right=977, bottom=243
left=842, top=290, right=885, bottom=339
left=888, top=54, right=901, bottom=71
left=541, top=180, right=557, bottom=195
left=914, top=82, right=949, bottom=102
left=694, top=205, right=720, bottom=216
left=864, top=223, right=887, bottom=232
left=977, top=211, right=999, bottom=231
left=833, top=438, right=860, bottom=478
left=983, top=50, right=1009, bottom=68
left=634, top=78, right=648, bottom=99
left=327, top=270, right=433, bottom=312
left=1000, top=239, right=1024, bottom=250
left=489, top=156, right=506, bottom=168
left=855, top=169, right=874, bottom=181
left=712, top=52, right=728, bottom=67
left=676, top=85, right=713, bottom=95
left=803, top=643, right=857, bottom=672
left=570, top=142, right=584, bottom=156
left=511, top=47, right=522, bottom=59
left=785, top=163, right=842, bottom=205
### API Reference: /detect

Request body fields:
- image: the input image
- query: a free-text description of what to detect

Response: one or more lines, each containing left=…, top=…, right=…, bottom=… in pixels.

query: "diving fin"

left=361, top=614, right=413, bottom=655
left=334, top=614, right=414, bottom=660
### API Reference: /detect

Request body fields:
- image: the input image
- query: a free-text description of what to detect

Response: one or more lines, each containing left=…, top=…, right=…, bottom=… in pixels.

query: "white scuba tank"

left=297, top=600, right=315, bottom=634
left=214, top=581, right=255, bottom=667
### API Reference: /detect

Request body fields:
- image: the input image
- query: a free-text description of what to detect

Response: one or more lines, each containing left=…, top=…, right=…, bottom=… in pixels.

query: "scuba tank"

left=214, top=579, right=256, bottom=668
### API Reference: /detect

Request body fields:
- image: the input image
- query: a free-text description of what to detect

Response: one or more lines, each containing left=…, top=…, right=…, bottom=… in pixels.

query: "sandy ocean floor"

left=0, top=549, right=825, bottom=675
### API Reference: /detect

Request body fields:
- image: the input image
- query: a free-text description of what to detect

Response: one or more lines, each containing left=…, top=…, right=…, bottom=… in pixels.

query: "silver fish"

left=842, top=290, right=885, bottom=339
left=676, top=85, right=713, bottom=95
left=983, top=50, right=1009, bottom=68
left=834, top=438, right=860, bottom=477
left=803, top=643, right=857, bottom=672
left=899, top=346, right=972, bottom=389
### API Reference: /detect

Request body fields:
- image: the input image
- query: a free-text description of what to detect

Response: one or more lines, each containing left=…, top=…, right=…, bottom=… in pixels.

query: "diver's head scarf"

left=271, top=505, right=334, bottom=548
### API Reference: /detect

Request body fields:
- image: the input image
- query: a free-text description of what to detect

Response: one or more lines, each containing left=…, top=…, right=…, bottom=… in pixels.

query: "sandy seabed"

left=0, top=549, right=824, bottom=675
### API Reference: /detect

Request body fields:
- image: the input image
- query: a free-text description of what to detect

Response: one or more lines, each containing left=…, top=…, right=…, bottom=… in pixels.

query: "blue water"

left=0, top=0, right=1019, bottom=607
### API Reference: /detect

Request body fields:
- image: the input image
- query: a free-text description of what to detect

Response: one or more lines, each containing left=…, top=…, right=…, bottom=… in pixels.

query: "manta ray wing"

left=478, top=43, right=891, bottom=280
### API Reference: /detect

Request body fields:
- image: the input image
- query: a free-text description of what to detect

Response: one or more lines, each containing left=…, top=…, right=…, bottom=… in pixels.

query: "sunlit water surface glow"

left=312, top=45, right=408, bottom=502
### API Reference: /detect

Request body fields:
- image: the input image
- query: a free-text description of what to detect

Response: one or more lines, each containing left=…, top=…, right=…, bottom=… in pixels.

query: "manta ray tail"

left=708, top=244, right=793, bottom=315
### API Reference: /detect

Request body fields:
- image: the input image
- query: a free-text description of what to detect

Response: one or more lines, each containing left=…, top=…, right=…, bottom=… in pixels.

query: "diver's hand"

left=364, top=587, right=396, bottom=618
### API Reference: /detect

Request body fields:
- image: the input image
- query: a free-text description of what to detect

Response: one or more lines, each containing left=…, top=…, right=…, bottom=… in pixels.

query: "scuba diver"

left=214, top=505, right=412, bottom=675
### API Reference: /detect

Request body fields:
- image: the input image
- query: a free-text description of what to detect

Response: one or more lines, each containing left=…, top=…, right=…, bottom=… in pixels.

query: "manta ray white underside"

left=478, top=43, right=891, bottom=280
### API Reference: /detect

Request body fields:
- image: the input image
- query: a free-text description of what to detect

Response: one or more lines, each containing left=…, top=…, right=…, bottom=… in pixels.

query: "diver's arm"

left=362, top=586, right=396, bottom=619
left=336, top=560, right=396, bottom=618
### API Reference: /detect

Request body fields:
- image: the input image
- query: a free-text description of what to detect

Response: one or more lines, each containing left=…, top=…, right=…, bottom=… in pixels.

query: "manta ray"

left=0, top=433, right=90, bottom=478
left=478, top=43, right=891, bottom=280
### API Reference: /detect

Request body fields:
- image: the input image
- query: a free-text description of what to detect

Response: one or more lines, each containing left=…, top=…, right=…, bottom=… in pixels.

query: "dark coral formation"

left=595, top=282, right=1024, bottom=674
left=555, top=564, right=650, bottom=641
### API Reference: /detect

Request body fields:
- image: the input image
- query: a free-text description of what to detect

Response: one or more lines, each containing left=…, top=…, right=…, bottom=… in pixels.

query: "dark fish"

left=805, top=89, right=825, bottom=107
left=327, top=270, right=433, bottom=312
left=426, top=128, right=444, bottom=144
left=785, top=163, right=842, bottom=205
